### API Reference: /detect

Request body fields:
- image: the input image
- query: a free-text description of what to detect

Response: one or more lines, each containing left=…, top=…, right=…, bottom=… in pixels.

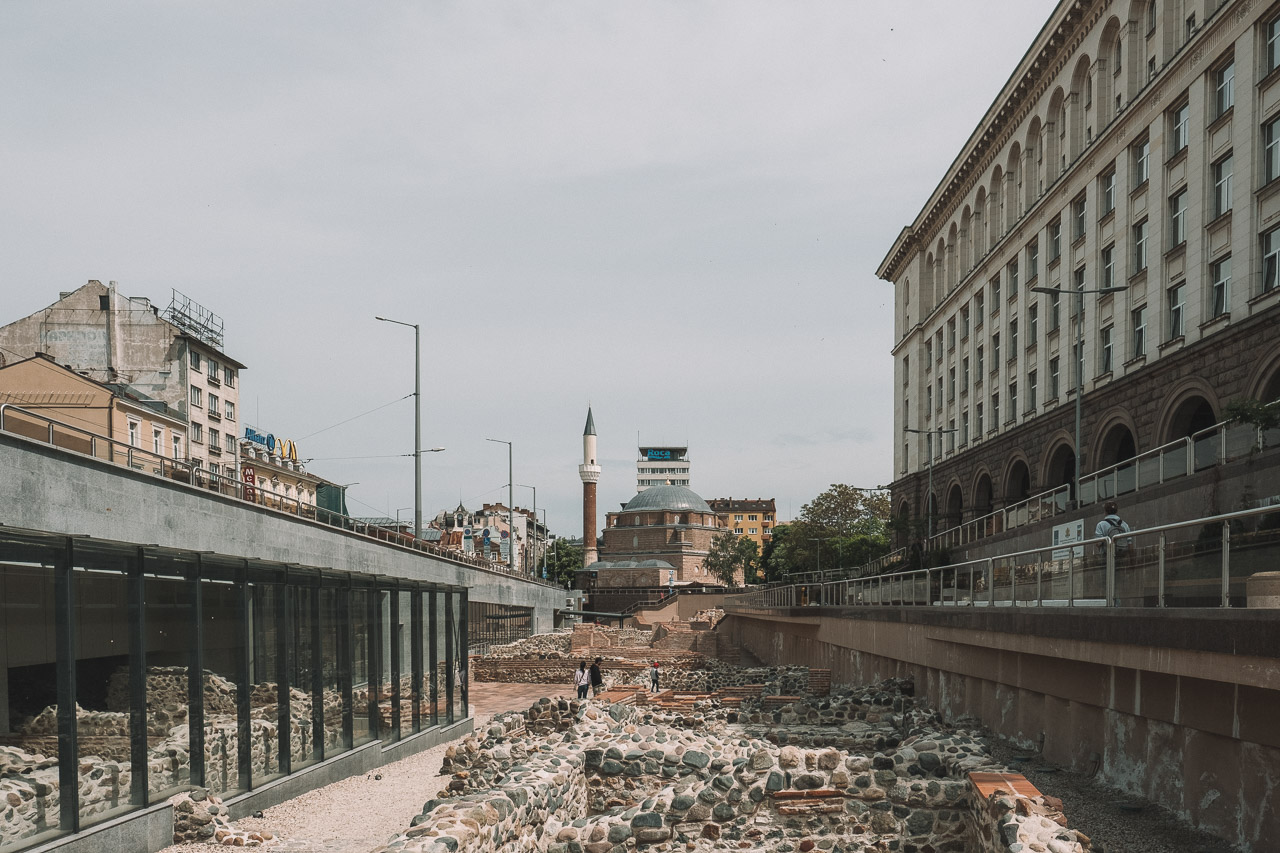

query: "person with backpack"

left=574, top=661, right=591, bottom=699
left=589, top=657, right=604, bottom=698
left=1094, top=501, right=1133, bottom=560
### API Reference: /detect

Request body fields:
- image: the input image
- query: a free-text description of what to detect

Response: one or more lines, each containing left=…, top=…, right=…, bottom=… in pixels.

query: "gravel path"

left=988, top=740, right=1237, bottom=853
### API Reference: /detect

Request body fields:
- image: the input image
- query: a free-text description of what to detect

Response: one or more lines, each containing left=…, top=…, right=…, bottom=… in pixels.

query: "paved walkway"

left=162, top=682, right=573, bottom=853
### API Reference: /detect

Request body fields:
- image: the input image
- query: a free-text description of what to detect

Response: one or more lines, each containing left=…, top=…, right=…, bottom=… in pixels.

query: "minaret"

left=578, top=407, right=601, bottom=566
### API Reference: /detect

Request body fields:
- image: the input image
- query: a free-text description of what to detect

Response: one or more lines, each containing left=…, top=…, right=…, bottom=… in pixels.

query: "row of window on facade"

left=901, top=7, right=1280, bottom=334
left=189, top=384, right=236, bottom=421
left=189, top=348, right=237, bottom=388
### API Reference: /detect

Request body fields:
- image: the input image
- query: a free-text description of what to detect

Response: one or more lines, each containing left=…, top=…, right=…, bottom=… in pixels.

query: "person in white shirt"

left=574, top=661, right=591, bottom=699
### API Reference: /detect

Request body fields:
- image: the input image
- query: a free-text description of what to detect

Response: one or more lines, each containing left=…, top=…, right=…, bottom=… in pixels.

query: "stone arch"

left=973, top=188, right=988, bottom=259
left=1024, top=115, right=1043, bottom=204
left=989, top=166, right=1005, bottom=244
left=945, top=482, right=964, bottom=529
left=946, top=222, right=959, bottom=290
left=1045, top=88, right=1066, bottom=182
left=1246, top=344, right=1280, bottom=403
left=1045, top=441, right=1077, bottom=498
left=1097, top=17, right=1124, bottom=121
left=959, top=205, right=973, bottom=273
left=1003, top=455, right=1032, bottom=503
left=923, top=251, right=936, bottom=311
left=972, top=469, right=995, bottom=517
left=1005, top=142, right=1023, bottom=224
left=1096, top=420, right=1138, bottom=471
left=1159, top=379, right=1221, bottom=442
left=1126, top=0, right=1153, bottom=98
left=1068, top=55, right=1092, bottom=159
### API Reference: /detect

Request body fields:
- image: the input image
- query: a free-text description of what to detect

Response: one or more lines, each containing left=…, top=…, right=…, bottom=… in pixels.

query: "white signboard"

left=1051, top=520, right=1085, bottom=561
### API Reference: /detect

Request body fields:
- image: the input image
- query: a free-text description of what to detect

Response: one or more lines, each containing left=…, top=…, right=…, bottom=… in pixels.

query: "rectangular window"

left=1170, top=102, right=1189, bottom=153
left=1213, top=154, right=1232, bottom=217
left=1132, top=306, right=1147, bottom=358
left=191, top=422, right=203, bottom=443
left=208, top=393, right=220, bottom=420
left=1049, top=221, right=1062, bottom=261
left=961, top=306, right=970, bottom=338
left=173, top=434, right=183, bottom=459
left=991, top=332, right=1000, bottom=368
left=990, top=278, right=1001, bottom=311
left=1028, top=370, right=1038, bottom=412
left=209, top=428, right=220, bottom=451
left=224, top=366, right=236, bottom=387
left=153, top=427, right=163, bottom=455
left=903, top=355, right=910, bottom=386
left=948, top=419, right=956, bottom=452
left=1169, top=190, right=1187, bottom=247
left=1101, top=169, right=1116, bottom=215
left=1102, top=243, right=1115, bottom=288
left=1215, top=60, right=1235, bottom=117
left=1133, top=139, right=1150, bottom=187
left=748, top=514, right=758, bottom=521
left=1211, top=256, right=1231, bottom=318
left=1050, top=292, right=1061, bottom=332
left=991, top=393, right=1000, bottom=430
left=207, top=359, right=220, bottom=384
left=936, top=331, right=943, bottom=361
left=925, top=339, right=933, bottom=363
left=190, top=385, right=202, bottom=407
left=975, top=292, right=985, bottom=325
left=962, top=356, right=970, bottom=389
left=1072, top=195, right=1087, bottom=240
left=127, top=419, right=139, bottom=448
left=976, top=345, right=984, bottom=377
left=733, top=514, right=743, bottom=521
left=1008, top=381, right=1018, bottom=423
left=1263, top=226, right=1280, bottom=293
left=1028, top=303, right=1039, bottom=345
left=1133, top=219, right=1149, bottom=271
left=1268, top=15, right=1280, bottom=73
left=948, top=367, right=956, bottom=401
left=1266, top=117, right=1280, bottom=184
left=748, top=528, right=757, bottom=535
left=1049, top=357, right=1061, bottom=399
left=1027, top=241, right=1039, bottom=279
left=936, top=377, right=942, bottom=409
left=189, top=350, right=201, bottom=371
left=225, top=433, right=235, bottom=453
left=1100, top=325, right=1114, bottom=374
left=961, top=411, right=969, bottom=445
left=1167, top=283, right=1186, bottom=339
left=225, top=400, right=235, bottom=421
left=1186, top=13, right=1196, bottom=41
left=1007, top=259, right=1019, bottom=289
left=926, top=384, right=933, bottom=412
left=976, top=403, right=984, bottom=435
left=1073, top=267, right=1086, bottom=321
left=1009, top=318, right=1018, bottom=354
left=947, top=317, right=956, bottom=350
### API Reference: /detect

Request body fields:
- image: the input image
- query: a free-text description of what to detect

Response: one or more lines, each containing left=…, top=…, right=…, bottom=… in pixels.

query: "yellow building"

left=0, top=353, right=188, bottom=475
left=707, top=498, right=778, bottom=552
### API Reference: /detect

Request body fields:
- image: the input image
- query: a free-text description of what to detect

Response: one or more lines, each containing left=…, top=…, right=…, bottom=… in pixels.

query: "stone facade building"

left=0, top=280, right=245, bottom=484
left=598, top=484, right=726, bottom=583
left=877, top=0, right=1280, bottom=538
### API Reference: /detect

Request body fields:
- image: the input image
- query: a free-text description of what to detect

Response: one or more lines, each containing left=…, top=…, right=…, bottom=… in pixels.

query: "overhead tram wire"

left=296, top=394, right=412, bottom=440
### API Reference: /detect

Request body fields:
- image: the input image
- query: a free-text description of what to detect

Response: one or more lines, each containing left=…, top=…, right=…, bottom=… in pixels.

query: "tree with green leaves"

left=547, top=538, right=583, bottom=589
left=702, top=531, right=759, bottom=587
left=760, top=484, right=892, bottom=581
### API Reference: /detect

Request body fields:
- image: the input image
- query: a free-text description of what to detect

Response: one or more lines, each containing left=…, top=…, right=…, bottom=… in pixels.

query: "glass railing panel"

left=1160, top=520, right=1225, bottom=607
left=1137, top=455, right=1162, bottom=489
left=1162, top=444, right=1188, bottom=480
left=1116, top=463, right=1137, bottom=495
left=1192, top=432, right=1220, bottom=471
left=1223, top=424, right=1257, bottom=462
left=1079, top=479, right=1098, bottom=506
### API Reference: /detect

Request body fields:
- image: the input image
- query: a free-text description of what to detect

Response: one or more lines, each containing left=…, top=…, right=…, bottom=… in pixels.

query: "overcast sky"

left=1, top=1, right=1057, bottom=536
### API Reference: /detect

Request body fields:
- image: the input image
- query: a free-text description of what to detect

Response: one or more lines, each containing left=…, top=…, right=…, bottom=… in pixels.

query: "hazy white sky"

left=1, top=1, right=1057, bottom=535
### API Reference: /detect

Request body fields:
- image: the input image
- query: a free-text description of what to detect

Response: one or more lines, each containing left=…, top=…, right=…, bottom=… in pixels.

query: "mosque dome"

left=621, top=484, right=712, bottom=514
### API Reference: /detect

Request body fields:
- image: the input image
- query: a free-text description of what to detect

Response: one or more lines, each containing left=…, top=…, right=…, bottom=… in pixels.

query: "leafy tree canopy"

left=759, top=484, right=892, bottom=582
left=548, top=538, right=583, bottom=589
left=703, top=531, right=760, bottom=587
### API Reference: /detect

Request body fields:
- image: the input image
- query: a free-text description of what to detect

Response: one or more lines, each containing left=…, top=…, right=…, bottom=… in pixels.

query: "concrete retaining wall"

left=0, top=433, right=562, bottom=629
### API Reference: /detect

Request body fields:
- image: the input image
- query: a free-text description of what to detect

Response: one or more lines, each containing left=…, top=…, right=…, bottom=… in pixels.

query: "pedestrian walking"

left=649, top=661, right=660, bottom=693
left=1094, top=500, right=1133, bottom=559
left=573, top=661, right=591, bottom=699
left=589, top=657, right=604, bottom=698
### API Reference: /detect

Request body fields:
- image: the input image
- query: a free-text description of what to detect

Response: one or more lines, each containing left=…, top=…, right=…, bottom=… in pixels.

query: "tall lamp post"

left=486, top=438, right=515, bottom=569
left=1031, top=284, right=1126, bottom=503
left=904, top=428, right=957, bottom=538
left=376, top=315, right=425, bottom=541
left=515, top=483, right=538, bottom=575
left=810, top=537, right=831, bottom=575
left=539, top=508, right=548, bottom=579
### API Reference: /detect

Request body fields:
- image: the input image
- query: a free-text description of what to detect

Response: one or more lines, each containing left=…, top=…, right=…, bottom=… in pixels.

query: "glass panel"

left=249, top=582, right=284, bottom=785
left=351, top=589, right=373, bottom=746
left=1079, top=479, right=1097, bottom=506
left=201, top=576, right=244, bottom=797
left=73, top=543, right=134, bottom=829
left=1192, top=432, right=1219, bottom=471
left=1137, top=455, right=1162, bottom=489
left=452, top=593, right=467, bottom=721
left=1162, top=444, right=1188, bottom=480
left=398, top=593, right=414, bottom=735
left=443, top=593, right=455, bottom=725
left=427, top=591, right=440, bottom=729
left=378, top=591, right=394, bottom=743
left=1223, top=424, right=1256, bottom=462
left=143, top=551, right=197, bottom=798
left=1161, top=521, right=1224, bottom=607
left=290, top=584, right=319, bottom=770
left=318, top=587, right=344, bottom=755
left=0, top=536, right=62, bottom=852
left=1116, top=462, right=1137, bottom=495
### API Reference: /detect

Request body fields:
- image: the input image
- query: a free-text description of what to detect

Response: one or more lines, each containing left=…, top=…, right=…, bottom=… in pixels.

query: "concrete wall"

left=722, top=606, right=1280, bottom=853
left=0, top=433, right=563, bottom=631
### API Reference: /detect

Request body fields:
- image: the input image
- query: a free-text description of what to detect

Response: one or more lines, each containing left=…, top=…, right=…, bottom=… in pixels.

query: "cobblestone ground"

left=160, top=683, right=574, bottom=853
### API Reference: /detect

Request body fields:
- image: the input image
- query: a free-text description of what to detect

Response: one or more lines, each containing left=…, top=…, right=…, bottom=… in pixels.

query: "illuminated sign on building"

left=244, top=427, right=299, bottom=462
left=641, top=447, right=686, bottom=461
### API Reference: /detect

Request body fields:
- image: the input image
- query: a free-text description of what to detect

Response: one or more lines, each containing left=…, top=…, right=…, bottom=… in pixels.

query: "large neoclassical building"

left=878, top=0, right=1280, bottom=536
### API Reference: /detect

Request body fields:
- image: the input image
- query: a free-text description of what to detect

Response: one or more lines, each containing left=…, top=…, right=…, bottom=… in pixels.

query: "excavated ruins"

left=377, top=625, right=1092, bottom=853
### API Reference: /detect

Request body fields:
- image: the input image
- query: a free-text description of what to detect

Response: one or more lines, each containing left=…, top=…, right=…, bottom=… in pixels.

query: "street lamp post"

left=1031, top=284, right=1126, bottom=503
left=810, top=537, right=831, bottom=575
left=486, top=438, right=515, bottom=569
left=539, top=508, right=548, bottom=579
left=904, top=428, right=957, bottom=538
left=375, top=315, right=423, bottom=540
left=394, top=506, right=413, bottom=530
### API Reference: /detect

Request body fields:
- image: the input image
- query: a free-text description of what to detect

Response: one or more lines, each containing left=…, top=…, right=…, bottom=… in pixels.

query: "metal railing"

left=924, top=413, right=1279, bottom=553
left=725, top=503, right=1280, bottom=610
left=0, top=404, right=557, bottom=585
